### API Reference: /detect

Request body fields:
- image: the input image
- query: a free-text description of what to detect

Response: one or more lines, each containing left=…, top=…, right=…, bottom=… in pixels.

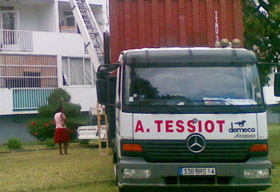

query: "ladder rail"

left=83, top=0, right=104, bottom=48
left=69, top=0, right=103, bottom=71
left=97, top=103, right=109, bottom=155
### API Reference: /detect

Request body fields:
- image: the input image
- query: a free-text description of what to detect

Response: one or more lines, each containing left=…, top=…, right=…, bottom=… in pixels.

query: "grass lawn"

left=0, top=124, right=280, bottom=192
left=0, top=144, right=117, bottom=192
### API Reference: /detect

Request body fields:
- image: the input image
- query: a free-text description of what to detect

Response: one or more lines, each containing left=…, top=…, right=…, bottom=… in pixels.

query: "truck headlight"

left=244, top=169, right=270, bottom=178
left=123, top=168, right=151, bottom=179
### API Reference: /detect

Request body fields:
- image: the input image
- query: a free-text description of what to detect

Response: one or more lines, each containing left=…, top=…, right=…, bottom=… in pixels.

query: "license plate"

left=179, top=168, right=216, bottom=176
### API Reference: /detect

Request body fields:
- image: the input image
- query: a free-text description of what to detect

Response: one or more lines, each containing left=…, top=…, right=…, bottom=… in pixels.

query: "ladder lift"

left=97, top=103, right=109, bottom=155
left=69, top=0, right=104, bottom=71
left=70, top=0, right=108, bottom=154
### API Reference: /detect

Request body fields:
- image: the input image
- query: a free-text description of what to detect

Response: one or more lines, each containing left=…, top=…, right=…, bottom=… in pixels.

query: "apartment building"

left=0, top=0, right=108, bottom=144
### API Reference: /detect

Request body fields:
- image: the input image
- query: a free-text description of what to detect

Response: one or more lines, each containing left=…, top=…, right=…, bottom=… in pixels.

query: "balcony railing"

left=12, top=88, right=55, bottom=111
left=0, top=29, right=33, bottom=52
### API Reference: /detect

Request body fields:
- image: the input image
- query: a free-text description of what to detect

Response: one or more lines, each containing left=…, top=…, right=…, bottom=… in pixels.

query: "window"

left=62, top=57, right=94, bottom=86
left=0, top=55, right=58, bottom=88
left=0, top=7, right=18, bottom=45
left=64, top=12, right=75, bottom=27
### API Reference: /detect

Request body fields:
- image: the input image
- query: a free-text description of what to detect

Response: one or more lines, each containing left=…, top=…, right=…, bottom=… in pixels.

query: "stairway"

left=69, top=0, right=104, bottom=71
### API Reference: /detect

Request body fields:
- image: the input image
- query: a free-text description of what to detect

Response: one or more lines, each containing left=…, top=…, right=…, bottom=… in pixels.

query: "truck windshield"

left=124, top=64, right=264, bottom=108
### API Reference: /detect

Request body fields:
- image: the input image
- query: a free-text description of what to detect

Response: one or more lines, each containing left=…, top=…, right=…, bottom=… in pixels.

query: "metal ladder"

left=69, top=0, right=104, bottom=71
left=96, top=103, right=109, bottom=155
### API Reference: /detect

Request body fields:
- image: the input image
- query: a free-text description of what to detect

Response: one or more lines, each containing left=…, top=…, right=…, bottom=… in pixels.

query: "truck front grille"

left=141, top=141, right=250, bottom=163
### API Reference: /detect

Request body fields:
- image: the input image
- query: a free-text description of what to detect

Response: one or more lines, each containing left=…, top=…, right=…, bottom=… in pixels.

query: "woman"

left=54, top=106, right=70, bottom=155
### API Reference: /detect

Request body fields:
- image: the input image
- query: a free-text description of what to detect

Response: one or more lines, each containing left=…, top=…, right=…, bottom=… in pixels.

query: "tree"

left=27, top=88, right=81, bottom=142
left=243, top=0, right=280, bottom=85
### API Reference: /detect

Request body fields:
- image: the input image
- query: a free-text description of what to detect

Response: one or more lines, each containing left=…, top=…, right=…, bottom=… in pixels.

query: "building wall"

left=0, top=115, right=38, bottom=145
left=37, top=1, right=58, bottom=32
left=0, top=31, right=97, bottom=115
left=0, top=115, right=37, bottom=144
left=19, top=7, right=39, bottom=31
left=32, top=31, right=86, bottom=56
left=0, top=89, right=13, bottom=115
left=18, top=1, right=58, bottom=32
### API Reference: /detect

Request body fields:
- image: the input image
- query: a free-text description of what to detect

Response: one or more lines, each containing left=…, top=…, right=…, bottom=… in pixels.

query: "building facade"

left=0, top=0, right=108, bottom=144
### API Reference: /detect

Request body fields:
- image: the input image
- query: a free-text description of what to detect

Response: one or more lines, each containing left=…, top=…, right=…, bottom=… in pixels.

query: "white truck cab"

left=97, top=47, right=275, bottom=192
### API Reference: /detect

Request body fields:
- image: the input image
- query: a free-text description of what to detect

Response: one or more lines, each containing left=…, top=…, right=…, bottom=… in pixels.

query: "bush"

left=64, top=103, right=81, bottom=118
left=46, top=138, right=55, bottom=147
left=38, top=105, right=57, bottom=118
left=27, top=118, right=56, bottom=141
left=48, top=88, right=71, bottom=107
left=7, top=138, right=22, bottom=150
left=27, top=118, right=80, bottom=142
left=27, top=88, right=82, bottom=142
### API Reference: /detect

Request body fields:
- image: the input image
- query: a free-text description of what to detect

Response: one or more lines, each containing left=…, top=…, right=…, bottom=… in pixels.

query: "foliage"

left=46, top=138, right=55, bottom=147
left=7, top=138, right=22, bottom=150
left=64, top=103, right=82, bottom=118
left=66, top=119, right=79, bottom=141
left=37, top=105, right=57, bottom=119
left=27, top=118, right=79, bottom=142
left=27, top=88, right=81, bottom=142
left=48, top=88, right=71, bottom=107
left=243, top=0, right=280, bottom=86
left=27, top=118, right=56, bottom=141
left=38, top=103, right=81, bottom=119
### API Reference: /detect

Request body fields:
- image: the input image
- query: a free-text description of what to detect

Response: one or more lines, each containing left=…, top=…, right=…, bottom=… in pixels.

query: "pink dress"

left=54, top=112, right=70, bottom=143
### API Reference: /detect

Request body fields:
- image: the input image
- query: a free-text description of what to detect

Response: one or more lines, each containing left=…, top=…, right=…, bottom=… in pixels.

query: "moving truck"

left=97, top=0, right=276, bottom=191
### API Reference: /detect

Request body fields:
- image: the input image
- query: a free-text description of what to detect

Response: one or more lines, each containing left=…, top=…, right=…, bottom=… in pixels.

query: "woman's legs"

left=63, top=142, right=68, bottom=154
left=58, top=143, right=63, bottom=155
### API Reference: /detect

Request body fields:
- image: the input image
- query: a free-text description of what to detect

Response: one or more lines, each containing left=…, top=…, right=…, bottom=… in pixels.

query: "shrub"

left=38, top=105, right=57, bottom=118
left=48, top=88, right=71, bottom=107
left=7, top=138, right=22, bottom=150
left=27, top=88, right=82, bottom=142
left=27, top=118, right=80, bottom=142
left=46, top=138, right=55, bottom=147
left=67, top=119, right=79, bottom=142
left=64, top=103, right=81, bottom=118
left=27, top=118, right=56, bottom=141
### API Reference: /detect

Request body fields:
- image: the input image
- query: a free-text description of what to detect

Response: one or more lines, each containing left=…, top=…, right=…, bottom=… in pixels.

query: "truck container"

left=109, top=0, right=244, bottom=63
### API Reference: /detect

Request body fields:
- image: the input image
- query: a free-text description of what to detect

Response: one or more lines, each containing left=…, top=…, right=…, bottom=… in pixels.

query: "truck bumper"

left=117, top=157, right=272, bottom=191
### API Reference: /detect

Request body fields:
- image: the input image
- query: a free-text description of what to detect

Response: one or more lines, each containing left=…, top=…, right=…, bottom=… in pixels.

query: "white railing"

left=12, top=88, right=55, bottom=111
left=0, top=55, right=58, bottom=88
left=0, top=29, right=33, bottom=52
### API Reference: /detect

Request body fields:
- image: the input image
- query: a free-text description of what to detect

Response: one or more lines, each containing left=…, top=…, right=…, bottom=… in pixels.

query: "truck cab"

left=97, top=47, right=273, bottom=192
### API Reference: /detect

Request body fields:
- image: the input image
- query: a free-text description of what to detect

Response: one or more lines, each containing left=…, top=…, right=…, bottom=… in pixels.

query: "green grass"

left=1, top=124, right=280, bottom=192
left=0, top=143, right=116, bottom=192
left=267, top=124, right=280, bottom=192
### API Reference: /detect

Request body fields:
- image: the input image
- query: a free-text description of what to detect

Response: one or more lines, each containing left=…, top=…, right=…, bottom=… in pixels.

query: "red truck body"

left=109, top=0, right=244, bottom=63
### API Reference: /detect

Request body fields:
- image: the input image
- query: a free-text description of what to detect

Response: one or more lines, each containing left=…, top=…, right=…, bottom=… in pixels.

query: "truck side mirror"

left=96, top=64, right=120, bottom=105
left=274, top=73, right=280, bottom=96
left=96, top=68, right=108, bottom=104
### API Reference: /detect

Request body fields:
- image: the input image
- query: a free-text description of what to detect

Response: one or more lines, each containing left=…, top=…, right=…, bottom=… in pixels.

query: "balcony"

left=0, top=29, right=33, bottom=52
left=12, top=88, right=55, bottom=111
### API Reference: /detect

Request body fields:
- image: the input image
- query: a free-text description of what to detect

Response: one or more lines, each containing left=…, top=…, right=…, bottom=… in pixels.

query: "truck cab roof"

left=121, top=47, right=257, bottom=65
